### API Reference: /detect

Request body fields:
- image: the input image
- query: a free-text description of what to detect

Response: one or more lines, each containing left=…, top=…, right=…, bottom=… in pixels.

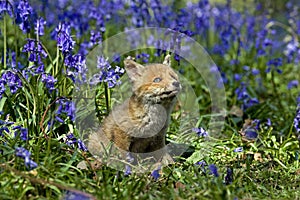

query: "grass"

left=0, top=0, right=300, bottom=199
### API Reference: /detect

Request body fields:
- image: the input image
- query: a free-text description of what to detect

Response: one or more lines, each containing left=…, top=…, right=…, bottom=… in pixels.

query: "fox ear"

left=124, top=56, right=145, bottom=81
left=163, top=54, right=171, bottom=67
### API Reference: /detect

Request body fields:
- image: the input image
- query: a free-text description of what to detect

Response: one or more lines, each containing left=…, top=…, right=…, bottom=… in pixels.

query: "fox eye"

left=153, top=77, right=162, bottom=83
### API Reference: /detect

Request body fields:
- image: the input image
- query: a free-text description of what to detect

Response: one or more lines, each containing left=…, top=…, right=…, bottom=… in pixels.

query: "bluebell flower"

left=244, top=128, right=258, bottom=140
left=16, top=0, right=33, bottom=33
left=224, top=168, right=233, bottom=185
left=89, top=30, right=102, bottom=48
left=233, top=147, right=243, bottom=153
left=266, top=58, right=283, bottom=74
left=89, top=56, right=124, bottom=88
left=13, top=126, right=28, bottom=141
left=0, top=126, right=9, bottom=137
left=15, top=147, right=38, bottom=170
left=65, top=133, right=88, bottom=151
left=287, top=80, right=298, bottom=90
left=252, top=69, right=260, bottom=76
left=63, top=191, right=92, bottom=200
left=196, top=160, right=206, bottom=167
left=266, top=118, right=272, bottom=127
left=252, top=119, right=261, bottom=130
left=124, top=165, right=132, bottom=176
left=55, top=23, right=75, bottom=54
left=0, top=70, right=22, bottom=97
left=235, top=82, right=259, bottom=110
left=41, top=74, right=57, bottom=92
left=234, top=74, right=242, bottom=81
left=196, top=160, right=207, bottom=173
left=22, top=39, right=47, bottom=72
left=208, top=164, right=219, bottom=177
left=77, top=139, right=88, bottom=151
left=0, top=0, right=13, bottom=18
left=64, top=54, right=87, bottom=83
left=284, top=40, right=299, bottom=63
left=294, top=102, right=300, bottom=133
left=192, top=127, right=209, bottom=137
left=151, top=166, right=161, bottom=181
left=34, top=17, right=46, bottom=36
left=56, top=99, right=76, bottom=122
left=136, top=53, right=150, bottom=63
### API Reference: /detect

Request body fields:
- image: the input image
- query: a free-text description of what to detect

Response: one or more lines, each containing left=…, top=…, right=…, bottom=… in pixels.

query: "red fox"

left=88, top=55, right=181, bottom=164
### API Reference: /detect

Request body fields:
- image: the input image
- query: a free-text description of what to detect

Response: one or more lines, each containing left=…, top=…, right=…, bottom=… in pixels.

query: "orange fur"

left=88, top=55, right=181, bottom=163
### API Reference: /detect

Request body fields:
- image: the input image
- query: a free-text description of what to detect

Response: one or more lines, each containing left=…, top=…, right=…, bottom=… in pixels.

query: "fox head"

left=124, top=55, right=181, bottom=104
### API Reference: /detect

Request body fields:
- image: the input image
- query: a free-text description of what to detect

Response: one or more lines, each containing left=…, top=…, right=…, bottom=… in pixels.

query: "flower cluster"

left=294, top=98, right=300, bottom=134
left=13, top=125, right=28, bottom=141
left=151, top=165, right=161, bottom=181
left=64, top=133, right=87, bottom=151
left=41, top=74, right=57, bottom=93
left=22, top=38, right=48, bottom=73
left=15, top=147, right=38, bottom=170
left=55, top=23, right=75, bottom=55
left=266, top=58, right=283, bottom=74
left=89, top=56, right=125, bottom=88
left=34, top=17, right=46, bottom=36
left=55, top=99, right=76, bottom=123
left=64, top=54, right=87, bottom=83
left=16, top=0, right=33, bottom=33
left=192, top=127, right=209, bottom=137
left=0, top=70, right=22, bottom=98
left=235, top=82, right=259, bottom=111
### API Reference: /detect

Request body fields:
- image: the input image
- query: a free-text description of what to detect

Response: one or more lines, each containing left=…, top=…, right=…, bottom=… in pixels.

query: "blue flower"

left=0, top=70, right=22, bottom=97
left=196, top=160, right=207, bottom=173
left=64, top=54, right=87, bottom=83
left=224, top=168, right=233, bottom=184
left=0, top=0, right=13, bottom=18
left=89, top=30, right=102, bottom=48
left=15, top=147, right=38, bottom=170
left=55, top=23, right=75, bottom=54
left=63, top=190, right=92, bottom=200
left=89, top=56, right=124, bottom=88
left=294, top=102, right=300, bottom=134
left=287, top=80, right=298, bottom=90
left=266, top=118, right=272, bottom=127
left=235, top=82, right=259, bottom=110
left=252, top=69, right=260, bottom=76
left=16, top=0, right=33, bottom=33
left=266, top=58, right=283, bottom=74
left=56, top=99, right=76, bottom=122
left=22, top=39, right=47, bottom=72
left=34, top=17, right=46, bottom=36
left=136, top=53, right=150, bottom=63
left=208, top=164, right=219, bottom=177
left=65, top=133, right=87, bottom=151
left=77, top=139, right=88, bottom=151
left=13, top=126, right=28, bottom=141
left=151, top=166, right=161, bottom=181
left=192, top=127, right=209, bottom=137
left=124, top=165, right=132, bottom=176
left=65, top=133, right=77, bottom=146
left=0, top=126, right=9, bottom=137
left=41, top=74, right=57, bottom=92
left=284, top=40, right=299, bottom=63
left=244, top=128, right=258, bottom=140
left=233, top=147, right=243, bottom=153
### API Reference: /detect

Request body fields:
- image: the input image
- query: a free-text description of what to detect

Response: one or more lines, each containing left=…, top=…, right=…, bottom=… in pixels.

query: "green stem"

left=104, top=83, right=110, bottom=114
left=17, top=72, right=37, bottom=121
left=55, top=46, right=60, bottom=76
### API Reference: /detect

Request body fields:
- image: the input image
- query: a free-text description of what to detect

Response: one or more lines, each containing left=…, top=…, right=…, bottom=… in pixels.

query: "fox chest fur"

left=88, top=55, right=181, bottom=160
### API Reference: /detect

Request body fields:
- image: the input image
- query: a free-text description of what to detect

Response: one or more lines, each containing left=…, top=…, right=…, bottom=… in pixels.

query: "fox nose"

left=172, top=81, right=180, bottom=88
